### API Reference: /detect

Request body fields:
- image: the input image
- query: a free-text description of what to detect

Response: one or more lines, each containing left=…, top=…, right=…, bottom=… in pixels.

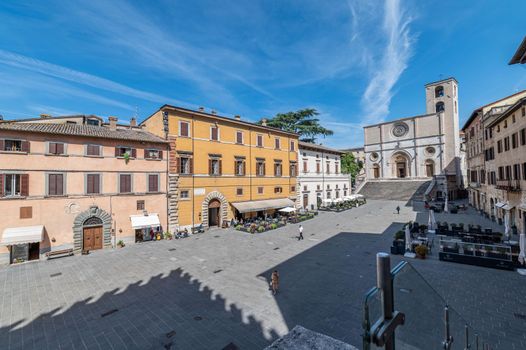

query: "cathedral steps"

left=357, top=179, right=431, bottom=201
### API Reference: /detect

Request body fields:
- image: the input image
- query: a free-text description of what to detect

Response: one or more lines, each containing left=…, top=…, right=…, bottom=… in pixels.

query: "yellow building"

left=141, top=105, right=299, bottom=230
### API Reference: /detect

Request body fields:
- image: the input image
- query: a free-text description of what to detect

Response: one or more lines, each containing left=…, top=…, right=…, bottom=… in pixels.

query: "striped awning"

left=130, top=214, right=160, bottom=229
left=231, top=198, right=295, bottom=214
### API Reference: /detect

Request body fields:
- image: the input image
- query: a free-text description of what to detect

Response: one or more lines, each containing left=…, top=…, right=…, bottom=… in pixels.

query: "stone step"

left=358, top=180, right=431, bottom=201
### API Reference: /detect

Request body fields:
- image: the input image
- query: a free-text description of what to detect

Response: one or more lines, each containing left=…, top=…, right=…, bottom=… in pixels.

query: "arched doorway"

left=82, top=217, right=103, bottom=251
left=373, top=164, right=380, bottom=179
left=208, top=199, right=221, bottom=227
left=392, top=152, right=410, bottom=178
left=72, top=205, right=112, bottom=252
left=425, top=159, right=435, bottom=177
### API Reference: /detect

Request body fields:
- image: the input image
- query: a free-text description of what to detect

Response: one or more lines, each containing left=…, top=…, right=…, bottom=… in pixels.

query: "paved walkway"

left=0, top=200, right=524, bottom=349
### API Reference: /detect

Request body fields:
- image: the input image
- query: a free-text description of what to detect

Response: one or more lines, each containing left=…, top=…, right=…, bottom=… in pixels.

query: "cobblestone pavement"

left=0, top=200, right=524, bottom=350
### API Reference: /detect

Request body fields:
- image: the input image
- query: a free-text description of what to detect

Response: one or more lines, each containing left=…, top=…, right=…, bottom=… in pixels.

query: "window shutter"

left=57, top=143, right=64, bottom=155
left=189, top=158, right=193, bottom=174
left=57, top=174, right=64, bottom=195
left=22, top=141, right=30, bottom=153
left=115, top=147, right=120, bottom=157
left=120, top=175, right=125, bottom=193
left=131, top=148, right=137, bottom=158
left=49, top=142, right=56, bottom=154
left=0, top=174, right=3, bottom=197
left=94, top=175, right=100, bottom=194
left=158, top=150, right=163, bottom=159
left=209, top=159, right=212, bottom=175
left=243, top=161, right=246, bottom=176
left=263, top=162, right=266, bottom=176
left=21, top=174, right=29, bottom=197
left=219, top=160, right=222, bottom=175
left=175, top=157, right=180, bottom=173
left=49, top=174, right=56, bottom=195
left=0, top=140, right=3, bottom=151
left=144, top=149, right=149, bottom=159
left=181, top=122, right=189, bottom=137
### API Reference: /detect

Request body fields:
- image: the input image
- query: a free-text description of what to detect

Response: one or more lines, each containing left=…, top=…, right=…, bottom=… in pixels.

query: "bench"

left=45, top=248, right=74, bottom=260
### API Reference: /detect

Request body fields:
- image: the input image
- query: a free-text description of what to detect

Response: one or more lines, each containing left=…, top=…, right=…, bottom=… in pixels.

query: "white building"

left=297, top=142, right=351, bottom=209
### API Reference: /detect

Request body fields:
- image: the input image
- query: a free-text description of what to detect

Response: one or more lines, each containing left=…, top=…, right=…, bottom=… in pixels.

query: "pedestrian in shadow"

left=271, top=270, right=279, bottom=295
left=298, top=224, right=304, bottom=240
left=396, top=206, right=400, bottom=214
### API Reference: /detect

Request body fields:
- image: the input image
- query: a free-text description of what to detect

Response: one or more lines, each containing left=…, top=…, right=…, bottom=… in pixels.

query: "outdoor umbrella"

left=405, top=224, right=412, bottom=252
left=428, top=210, right=436, bottom=231
left=519, top=233, right=526, bottom=266
left=504, top=210, right=511, bottom=240
left=444, top=196, right=449, bottom=213
left=278, top=207, right=296, bottom=213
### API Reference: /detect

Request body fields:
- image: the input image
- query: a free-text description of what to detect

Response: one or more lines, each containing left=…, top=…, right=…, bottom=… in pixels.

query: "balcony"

left=496, top=179, right=521, bottom=192
left=469, top=182, right=481, bottom=189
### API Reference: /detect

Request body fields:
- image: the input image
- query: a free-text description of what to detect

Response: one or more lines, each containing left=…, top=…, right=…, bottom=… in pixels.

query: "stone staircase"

left=358, top=179, right=431, bottom=201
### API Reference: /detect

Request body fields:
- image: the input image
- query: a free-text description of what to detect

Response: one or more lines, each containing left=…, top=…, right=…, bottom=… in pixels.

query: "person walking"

left=271, top=270, right=279, bottom=295
left=298, top=224, right=304, bottom=240
left=396, top=206, right=400, bottom=214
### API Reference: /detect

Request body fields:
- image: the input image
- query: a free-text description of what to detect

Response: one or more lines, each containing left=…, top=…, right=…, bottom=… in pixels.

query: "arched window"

left=436, top=102, right=445, bottom=113
left=372, top=164, right=380, bottom=179
left=435, top=86, right=444, bottom=98
left=425, top=160, right=435, bottom=177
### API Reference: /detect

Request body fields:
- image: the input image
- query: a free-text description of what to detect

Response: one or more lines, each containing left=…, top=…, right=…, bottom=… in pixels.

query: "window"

left=303, top=186, right=307, bottom=191
left=521, top=129, right=526, bottom=146
left=256, top=159, right=265, bottom=176
left=290, top=163, right=296, bottom=177
left=504, top=137, right=510, bottom=151
left=236, top=188, right=243, bottom=196
left=504, top=120, right=508, bottom=128
left=137, top=200, right=145, bottom=210
left=180, top=190, right=190, bottom=199
left=179, top=157, right=193, bottom=175
left=48, top=142, right=65, bottom=155
left=210, top=126, right=219, bottom=141
left=274, top=187, right=282, bottom=193
left=522, top=107, right=526, bottom=117
left=498, top=167, right=504, bottom=180
left=513, top=164, right=521, bottom=180
left=116, top=147, right=135, bottom=158
left=47, top=173, right=64, bottom=196
left=303, top=161, right=308, bottom=173
left=290, top=140, right=295, bottom=151
left=291, top=186, right=295, bottom=192
left=236, top=131, right=243, bottom=144
left=316, top=162, right=321, bottom=173
left=523, top=163, right=526, bottom=181
left=86, top=144, right=101, bottom=156
left=209, top=158, right=222, bottom=176
left=274, top=161, right=282, bottom=177
left=86, top=174, right=101, bottom=194
left=327, top=184, right=330, bottom=190
left=326, top=191, right=331, bottom=199
left=335, top=162, right=339, bottom=174
left=86, top=118, right=100, bottom=126
left=513, top=115, right=516, bottom=123
left=3, top=139, right=29, bottom=152
left=435, top=102, right=445, bottom=113
left=512, top=133, right=518, bottom=149
left=145, top=149, right=162, bottom=160
left=119, top=174, right=132, bottom=193
left=179, top=121, right=190, bottom=137
left=435, top=86, right=444, bottom=98
left=3, top=174, right=28, bottom=197
left=148, top=174, right=159, bottom=193
left=257, top=134, right=263, bottom=147
left=497, top=140, right=502, bottom=153
left=235, top=159, right=245, bottom=176
left=274, top=138, right=280, bottom=149
left=20, top=206, right=32, bottom=219
left=506, top=166, right=512, bottom=180
left=317, top=185, right=321, bottom=190
left=257, top=187, right=263, bottom=194
left=326, top=162, right=330, bottom=174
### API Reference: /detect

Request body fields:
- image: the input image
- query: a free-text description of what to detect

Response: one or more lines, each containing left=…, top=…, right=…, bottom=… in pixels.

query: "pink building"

left=0, top=115, right=168, bottom=264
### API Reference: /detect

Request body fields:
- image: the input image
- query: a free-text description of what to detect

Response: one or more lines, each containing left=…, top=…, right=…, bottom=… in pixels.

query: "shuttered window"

left=119, top=174, right=132, bottom=193
left=86, top=174, right=100, bottom=194
left=148, top=174, right=159, bottom=193
left=257, top=135, right=263, bottom=147
left=180, top=121, right=190, bottom=137
left=210, top=126, right=219, bottom=141
left=86, top=144, right=101, bottom=156
left=48, top=174, right=64, bottom=196
left=236, top=131, right=243, bottom=144
left=275, top=138, right=280, bottom=149
left=48, top=142, right=65, bottom=155
left=2, top=174, right=28, bottom=197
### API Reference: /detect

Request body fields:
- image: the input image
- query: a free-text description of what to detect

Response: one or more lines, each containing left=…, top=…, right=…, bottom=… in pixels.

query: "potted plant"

left=164, top=231, right=173, bottom=240
left=257, top=226, right=265, bottom=233
left=123, top=151, right=131, bottom=164
left=235, top=224, right=243, bottom=231
left=415, top=244, right=427, bottom=259
left=156, top=232, right=163, bottom=240
left=117, top=240, right=125, bottom=248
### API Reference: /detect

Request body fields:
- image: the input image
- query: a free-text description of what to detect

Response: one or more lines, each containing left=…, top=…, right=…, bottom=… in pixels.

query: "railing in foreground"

left=363, top=253, right=493, bottom=350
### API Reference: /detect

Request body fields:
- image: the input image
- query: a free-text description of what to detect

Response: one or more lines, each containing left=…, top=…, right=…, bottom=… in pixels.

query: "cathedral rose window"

left=392, top=122, right=409, bottom=137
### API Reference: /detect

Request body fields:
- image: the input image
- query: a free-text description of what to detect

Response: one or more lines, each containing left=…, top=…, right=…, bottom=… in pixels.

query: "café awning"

left=130, top=214, right=161, bottom=229
left=1, top=225, right=44, bottom=246
left=496, top=202, right=513, bottom=210
left=279, top=207, right=297, bottom=213
left=232, top=198, right=295, bottom=214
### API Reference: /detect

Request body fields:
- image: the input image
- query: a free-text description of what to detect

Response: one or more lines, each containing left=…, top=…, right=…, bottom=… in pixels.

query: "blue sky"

left=0, top=0, right=525, bottom=148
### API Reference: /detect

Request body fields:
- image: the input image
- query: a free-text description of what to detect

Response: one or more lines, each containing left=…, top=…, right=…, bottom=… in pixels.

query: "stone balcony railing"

left=496, top=179, right=521, bottom=192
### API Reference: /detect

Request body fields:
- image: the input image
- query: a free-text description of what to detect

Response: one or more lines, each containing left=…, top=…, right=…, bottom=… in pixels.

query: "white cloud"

left=351, top=0, right=415, bottom=124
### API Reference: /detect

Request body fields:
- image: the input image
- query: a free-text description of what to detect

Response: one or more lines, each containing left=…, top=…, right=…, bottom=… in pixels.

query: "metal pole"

left=443, top=305, right=452, bottom=350
left=464, top=324, right=469, bottom=350
left=376, top=252, right=394, bottom=350
left=475, top=334, right=479, bottom=350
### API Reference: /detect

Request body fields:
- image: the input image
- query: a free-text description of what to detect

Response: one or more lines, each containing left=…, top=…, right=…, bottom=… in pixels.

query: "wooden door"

left=303, top=194, right=309, bottom=208
left=83, top=226, right=103, bottom=251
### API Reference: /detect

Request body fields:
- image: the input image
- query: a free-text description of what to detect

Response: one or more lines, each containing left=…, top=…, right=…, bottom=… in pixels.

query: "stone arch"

left=391, top=151, right=412, bottom=178
left=435, top=85, right=444, bottom=98
left=201, top=191, right=228, bottom=229
left=436, top=101, right=445, bottom=113
left=72, top=205, right=112, bottom=251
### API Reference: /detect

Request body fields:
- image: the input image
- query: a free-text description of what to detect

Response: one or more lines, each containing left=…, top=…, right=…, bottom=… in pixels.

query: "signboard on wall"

left=194, top=188, right=205, bottom=196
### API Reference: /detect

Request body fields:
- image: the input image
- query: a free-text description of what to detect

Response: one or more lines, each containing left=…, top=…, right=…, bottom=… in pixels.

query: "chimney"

left=198, top=107, right=205, bottom=112
left=40, top=114, right=52, bottom=119
left=108, top=116, right=118, bottom=130
left=130, top=117, right=137, bottom=127
left=261, top=118, right=267, bottom=126
left=234, top=115, right=241, bottom=120
left=211, top=110, right=217, bottom=115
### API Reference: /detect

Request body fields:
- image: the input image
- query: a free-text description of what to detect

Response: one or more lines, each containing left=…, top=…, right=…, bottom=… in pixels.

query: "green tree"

left=258, top=108, right=333, bottom=143
left=341, top=152, right=363, bottom=184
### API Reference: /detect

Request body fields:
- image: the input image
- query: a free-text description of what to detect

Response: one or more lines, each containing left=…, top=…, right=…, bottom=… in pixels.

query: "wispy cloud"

left=0, top=49, right=190, bottom=107
left=350, top=0, right=415, bottom=124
